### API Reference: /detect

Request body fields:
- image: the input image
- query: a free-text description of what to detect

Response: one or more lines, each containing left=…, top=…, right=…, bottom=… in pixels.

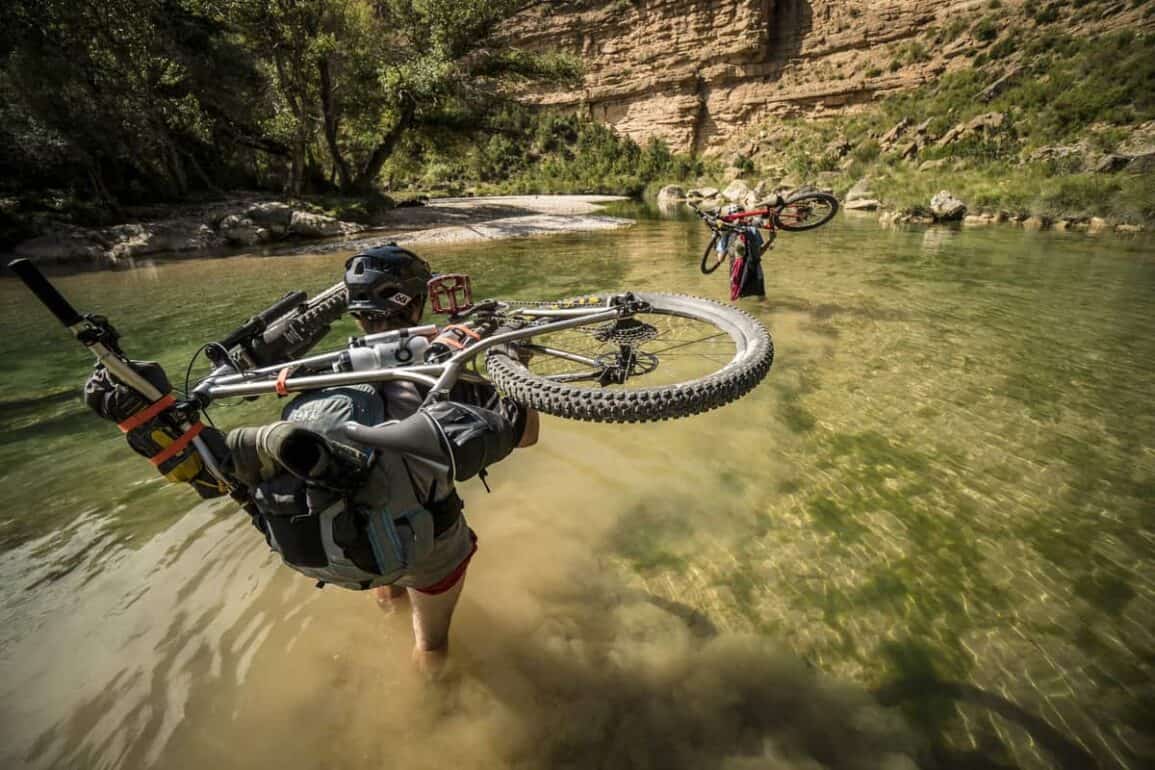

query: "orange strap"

left=118, top=394, right=176, bottom=433
left=434, top=324, right=482, bottom=350
left=150, top=422, right=204, bottom=467
left=275, top=366, right=294, bottom=397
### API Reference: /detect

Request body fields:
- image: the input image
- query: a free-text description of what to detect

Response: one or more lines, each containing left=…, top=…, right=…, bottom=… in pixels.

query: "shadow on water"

left=873, top=639, right=1100, bottom=770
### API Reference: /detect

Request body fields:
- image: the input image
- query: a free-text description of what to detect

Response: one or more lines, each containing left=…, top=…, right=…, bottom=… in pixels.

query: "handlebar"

left=218, top=291, right=306, bottom=351
left=8, top=259, right=84, bottom=326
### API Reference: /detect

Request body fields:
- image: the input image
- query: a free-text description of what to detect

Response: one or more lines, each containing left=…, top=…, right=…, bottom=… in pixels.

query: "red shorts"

left=412, top=528, right=477, bottom=595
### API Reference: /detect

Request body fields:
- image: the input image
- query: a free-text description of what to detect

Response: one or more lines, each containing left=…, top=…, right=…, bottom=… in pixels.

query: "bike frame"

left=192, top=299, right=639, bottom=406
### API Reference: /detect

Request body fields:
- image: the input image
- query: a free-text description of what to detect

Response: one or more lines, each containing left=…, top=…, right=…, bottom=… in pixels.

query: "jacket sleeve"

left=339, top=400, right=516, bottom=482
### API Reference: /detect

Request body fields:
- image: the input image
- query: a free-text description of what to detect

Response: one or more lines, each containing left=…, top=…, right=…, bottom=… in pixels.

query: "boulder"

left=752, top=180, right=768, bottom=198
left=722, top=180, right=752, bottom=202
left=979, top=66, right=1022, bottom=102
left=697, top=186, right=720, bottom=200
left=963, top=213, right=996, bottom=226
left=218, top=214, right=264, bottom=246
left=896, top=139, right=922, bottom=160
left=1030, top=144, right=1081, bottom=162
left=1127, top=152, right=1155, bottom=173
left=929, top=190, right=967, bottom=222
left=12, top=226, right=110, bottom=263
left=1021, top=215, right=1051, bottom=230
left=844, top=198, right=881, bottom=211
left=245, top=201, right=295, bottom=232
left=878, top=210, right=904, bottom=227
left=685, top=188, right=705, bottom=200
left=845, top=178, right=873, bottom=202
left=880, top=118, right=912, bottom=149
left=656, top=185, right=686, bottom=205
left=1093, top=154, right=1130, bottom=173
left=288, top=210, right=345, bottom=238
left=106, top=221, right=220, bottom=260
left=1087, top=216, right=1110, bottom=233
left=937, top=112, right=1006, bottom=147
left=1115, top=223, right=1144, bottom=234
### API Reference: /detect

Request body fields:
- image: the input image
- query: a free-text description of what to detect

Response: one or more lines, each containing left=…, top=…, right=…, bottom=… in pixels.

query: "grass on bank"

left=726, top=28, right=1155, bottom=225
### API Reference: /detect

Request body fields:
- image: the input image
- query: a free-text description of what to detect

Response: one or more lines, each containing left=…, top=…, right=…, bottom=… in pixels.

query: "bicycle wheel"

left=774, top=191, right=839, bottom=231
left=485, top=293, right=773, bottom=423
left=700, top=234, right=726, bottom=274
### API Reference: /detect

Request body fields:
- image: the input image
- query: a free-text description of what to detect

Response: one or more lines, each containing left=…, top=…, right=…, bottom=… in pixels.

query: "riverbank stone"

left=219, top=214, right=265, bottom=246
left=846, top=178, right=874, bottom=203
left=245, top=201, right=294, bottom=232
left=722, top=180, right=752, bottom=202
left=288, top=210, right=346, bottom=238
left=930, top=190, right=967, bottom=222
left=106, top=221, right=220, bottom=260
left=12, top=226, right=110, bottom=263
left=656, top=185, right=685, bottom=205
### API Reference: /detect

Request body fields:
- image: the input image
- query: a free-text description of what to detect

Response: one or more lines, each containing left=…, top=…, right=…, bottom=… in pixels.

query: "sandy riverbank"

left=363, top=195, right=633, bottom=247
left=6, top=195, right=634, bottom=268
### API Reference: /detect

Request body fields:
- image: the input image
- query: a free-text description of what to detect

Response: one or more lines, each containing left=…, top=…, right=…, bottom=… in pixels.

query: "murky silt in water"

left=1, top=208, right=1152, bottom=770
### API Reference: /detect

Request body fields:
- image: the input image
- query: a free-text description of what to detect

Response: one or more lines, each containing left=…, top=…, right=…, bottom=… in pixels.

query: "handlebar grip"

left=219, top=290, right=306, bottom=350
left=7, top=259, right=83, bottom=327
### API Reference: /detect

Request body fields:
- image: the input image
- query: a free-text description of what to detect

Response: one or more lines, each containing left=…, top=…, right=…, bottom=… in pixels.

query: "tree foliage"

left=0, top=0, right=580, bottom=204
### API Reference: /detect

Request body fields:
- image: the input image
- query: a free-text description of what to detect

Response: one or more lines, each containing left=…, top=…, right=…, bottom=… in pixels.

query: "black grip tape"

left=7, top=259, right=84, bottom=326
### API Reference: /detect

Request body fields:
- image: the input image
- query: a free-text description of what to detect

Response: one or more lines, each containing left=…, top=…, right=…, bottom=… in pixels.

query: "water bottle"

left=332, top=335, right=430, bottom=372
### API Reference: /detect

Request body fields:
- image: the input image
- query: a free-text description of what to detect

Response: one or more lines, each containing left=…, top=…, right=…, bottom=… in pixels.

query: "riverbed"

left=1, top=208, right=1152, bottom=770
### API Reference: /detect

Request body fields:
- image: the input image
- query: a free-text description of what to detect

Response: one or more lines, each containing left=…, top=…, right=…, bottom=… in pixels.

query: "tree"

left=218, top=0, right=578, bottom=194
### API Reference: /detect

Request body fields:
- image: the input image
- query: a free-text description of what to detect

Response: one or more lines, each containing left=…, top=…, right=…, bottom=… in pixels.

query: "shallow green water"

left=1, top=210, right=1152, bottom=770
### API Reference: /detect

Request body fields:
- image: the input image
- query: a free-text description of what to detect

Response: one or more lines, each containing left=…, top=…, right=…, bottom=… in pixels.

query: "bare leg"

left=373, top=584, right=407, bottom=612
left=407, top=575, right=466, bottom=673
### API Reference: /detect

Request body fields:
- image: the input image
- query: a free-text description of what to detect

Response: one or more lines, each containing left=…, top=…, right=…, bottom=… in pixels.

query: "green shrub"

left=972, top=17, right=999, bottom=42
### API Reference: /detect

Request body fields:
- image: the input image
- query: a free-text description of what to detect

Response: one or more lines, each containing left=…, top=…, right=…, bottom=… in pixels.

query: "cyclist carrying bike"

left=84, top=244, right=538, bottom=673
left=335, top=244, right=538, bottom=667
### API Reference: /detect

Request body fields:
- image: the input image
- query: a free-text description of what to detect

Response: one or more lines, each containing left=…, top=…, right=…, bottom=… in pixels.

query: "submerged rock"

left=656, top=185, right=686, bottom=205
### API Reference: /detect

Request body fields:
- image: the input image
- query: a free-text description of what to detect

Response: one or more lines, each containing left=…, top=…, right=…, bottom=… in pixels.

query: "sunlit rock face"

left=499, top=0, right=1147, bottom=155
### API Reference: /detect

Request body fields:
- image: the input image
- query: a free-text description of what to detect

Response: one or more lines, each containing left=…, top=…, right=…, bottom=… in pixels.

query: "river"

left=1, top=206, right=1152, bottom=770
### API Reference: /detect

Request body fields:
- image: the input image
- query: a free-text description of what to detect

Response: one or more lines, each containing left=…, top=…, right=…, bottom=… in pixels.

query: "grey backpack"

left=246, top=385, right=514, bottom=590
left=250, top=385, right=442, bottom=589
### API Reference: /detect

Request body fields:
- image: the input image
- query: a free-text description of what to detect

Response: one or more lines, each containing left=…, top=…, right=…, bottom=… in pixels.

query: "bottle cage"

left=427, top=274, right=473, bottom=314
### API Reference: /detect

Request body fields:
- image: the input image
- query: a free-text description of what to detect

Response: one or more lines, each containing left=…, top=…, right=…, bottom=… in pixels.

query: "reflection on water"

left=1, top=211, right=1153, bottom=770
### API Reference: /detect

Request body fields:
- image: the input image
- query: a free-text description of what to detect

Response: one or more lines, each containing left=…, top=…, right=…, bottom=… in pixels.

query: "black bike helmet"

left=344, top=243, right=433, bottom=317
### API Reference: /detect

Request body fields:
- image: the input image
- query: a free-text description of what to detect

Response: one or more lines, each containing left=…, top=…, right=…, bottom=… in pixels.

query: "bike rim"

left=504, top=306, right=745, bottom=390
left=777, top=198, right=836, bottom=228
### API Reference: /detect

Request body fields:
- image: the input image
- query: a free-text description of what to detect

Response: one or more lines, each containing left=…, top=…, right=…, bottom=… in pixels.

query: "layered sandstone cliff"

left=501, top=0, right=1152, bottom=156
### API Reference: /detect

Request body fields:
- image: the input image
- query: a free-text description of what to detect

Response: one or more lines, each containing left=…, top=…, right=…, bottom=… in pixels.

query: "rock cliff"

left=501, top=0, right=1152, bottom=155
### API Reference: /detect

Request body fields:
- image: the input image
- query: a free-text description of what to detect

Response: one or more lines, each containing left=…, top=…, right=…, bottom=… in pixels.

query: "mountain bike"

left=9, top=259, right=773, bottom=494
left=693, top=189, right=840, bottom=276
